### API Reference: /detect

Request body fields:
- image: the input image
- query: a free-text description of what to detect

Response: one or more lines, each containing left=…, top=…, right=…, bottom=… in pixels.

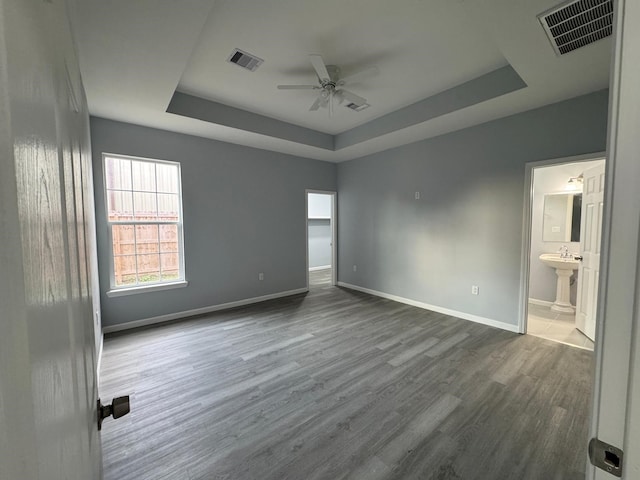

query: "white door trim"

left=305, top=189, right=337, bottom=288
left=518, top=152, right=606, bottom=335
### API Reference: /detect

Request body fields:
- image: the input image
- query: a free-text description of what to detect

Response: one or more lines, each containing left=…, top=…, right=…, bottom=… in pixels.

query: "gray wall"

left=308, top=193, right=332, bottom=269
left=337, top=90, right=609, bottom=327
left=529, top=160, right=604, bottom=305
left=91, top=117, right=336, bottom=327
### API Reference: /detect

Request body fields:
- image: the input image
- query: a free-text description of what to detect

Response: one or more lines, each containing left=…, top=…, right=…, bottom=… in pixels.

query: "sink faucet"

left=559, top=245, right=570, bottom=259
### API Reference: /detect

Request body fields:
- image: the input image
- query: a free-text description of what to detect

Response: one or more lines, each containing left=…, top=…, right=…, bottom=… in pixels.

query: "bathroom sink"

left=539, top=253, right=580, bottom=271
left=539, top=253, right=580, bottom=313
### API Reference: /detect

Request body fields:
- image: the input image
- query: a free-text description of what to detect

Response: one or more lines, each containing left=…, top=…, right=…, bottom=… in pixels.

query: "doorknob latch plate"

left=98, top=396, right=130, bottom=431
left=589, top=437, right=623, bottom=477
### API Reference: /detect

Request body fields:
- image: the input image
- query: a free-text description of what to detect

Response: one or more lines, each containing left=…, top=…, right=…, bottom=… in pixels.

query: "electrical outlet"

left=415, top=191, right=420, bottom=200
left=471, top=285, right=479, bottom=295
left=353, top=265, right=357, bottom=272
left=258, top=273, right=264, bottom=281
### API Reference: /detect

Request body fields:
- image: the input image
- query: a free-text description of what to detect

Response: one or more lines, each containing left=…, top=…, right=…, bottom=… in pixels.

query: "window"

left=104, top=154, right=185, bottom=292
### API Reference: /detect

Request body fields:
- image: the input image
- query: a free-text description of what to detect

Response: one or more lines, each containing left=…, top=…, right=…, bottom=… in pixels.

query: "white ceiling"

left=68, top=0, right=612, bottom=162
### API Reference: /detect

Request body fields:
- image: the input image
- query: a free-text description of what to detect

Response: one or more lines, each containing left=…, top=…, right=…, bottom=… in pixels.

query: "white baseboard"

left=309, top=265, right=331, bottom=272
left=337, top=282, right=520, bottom=334
left=102, top=287, right=309, bottom=334
left=528, top=298, right=554, bottom=307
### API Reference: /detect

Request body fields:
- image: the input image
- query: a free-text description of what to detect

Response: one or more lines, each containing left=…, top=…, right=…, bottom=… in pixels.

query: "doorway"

left=306, top=190, right=336, bottom=289
left=521, top=156, right=606, bottom=350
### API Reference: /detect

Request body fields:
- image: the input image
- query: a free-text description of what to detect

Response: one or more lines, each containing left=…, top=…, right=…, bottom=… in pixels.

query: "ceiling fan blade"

left=277, top=85, right=319, bottom=90
left=339, top=89, right=367, bottom=107
left=338, top=65, right=379, bottom=85
left=309, top=54, right=330, bottom=82
left=309, top=95, right=323, bottom=111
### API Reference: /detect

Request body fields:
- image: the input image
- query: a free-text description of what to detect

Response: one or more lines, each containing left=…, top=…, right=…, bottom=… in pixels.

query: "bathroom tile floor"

left=527, top=302, right=594, bottom=351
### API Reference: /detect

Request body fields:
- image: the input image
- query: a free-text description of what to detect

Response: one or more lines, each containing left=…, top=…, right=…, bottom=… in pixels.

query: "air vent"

left=227, top=48, right=263, bottom=72
left=345, top=102, right=370, bottom=112
left=538, top=0, right=613, bottom=56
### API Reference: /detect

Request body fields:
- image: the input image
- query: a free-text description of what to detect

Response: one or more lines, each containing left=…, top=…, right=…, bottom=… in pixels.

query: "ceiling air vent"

left=345, top=102, right=370, bottom=112
left=538, top=0, right=613, bottom=56
left=227, top=48, right=263, bottom=72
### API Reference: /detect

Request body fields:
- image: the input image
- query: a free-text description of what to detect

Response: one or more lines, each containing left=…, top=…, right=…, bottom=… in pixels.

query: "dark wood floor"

left=100, top=271, right=594, bottom=480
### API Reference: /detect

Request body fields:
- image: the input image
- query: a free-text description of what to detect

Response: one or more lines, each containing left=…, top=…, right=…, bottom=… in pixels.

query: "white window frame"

left=103, top=153, right=187, bottom=297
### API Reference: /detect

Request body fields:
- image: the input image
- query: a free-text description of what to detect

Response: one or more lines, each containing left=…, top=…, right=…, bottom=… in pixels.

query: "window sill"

left=106, top=280, right=189, bottom=298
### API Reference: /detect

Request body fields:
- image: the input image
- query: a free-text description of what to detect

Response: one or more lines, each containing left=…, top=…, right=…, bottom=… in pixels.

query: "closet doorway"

left=306, top=190, right=336, bottom=289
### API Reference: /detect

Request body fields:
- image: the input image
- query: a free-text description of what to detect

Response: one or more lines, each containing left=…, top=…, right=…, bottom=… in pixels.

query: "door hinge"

left=98, top=396, right=130, bottom=431
left=589, top=437, right=623, bottom=477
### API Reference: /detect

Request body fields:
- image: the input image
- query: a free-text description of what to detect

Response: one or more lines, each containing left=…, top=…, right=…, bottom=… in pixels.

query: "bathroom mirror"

left=543, top=193, right=582, bottom=242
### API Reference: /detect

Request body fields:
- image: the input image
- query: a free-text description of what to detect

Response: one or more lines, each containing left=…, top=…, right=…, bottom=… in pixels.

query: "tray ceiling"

left=68, top=0, right=612, bottom=162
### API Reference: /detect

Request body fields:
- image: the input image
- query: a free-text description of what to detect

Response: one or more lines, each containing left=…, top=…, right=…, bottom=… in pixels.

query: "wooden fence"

left=110, top=213, right=179, bottom=285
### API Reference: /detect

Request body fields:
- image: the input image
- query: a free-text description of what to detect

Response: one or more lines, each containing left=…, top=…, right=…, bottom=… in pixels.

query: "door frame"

left=589, top=0, right=640, bottom=476
left=518, top=152, right=606, bottom=335
left=305, top=189, right=337, bottom=289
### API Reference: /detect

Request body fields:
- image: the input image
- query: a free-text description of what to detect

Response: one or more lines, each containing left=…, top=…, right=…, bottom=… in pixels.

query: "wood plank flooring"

left=100, top=271, right=593, bottom=480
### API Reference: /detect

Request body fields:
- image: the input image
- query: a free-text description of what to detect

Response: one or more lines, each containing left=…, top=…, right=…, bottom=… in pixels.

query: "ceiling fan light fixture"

left=566, top=174, right=584, bottom=191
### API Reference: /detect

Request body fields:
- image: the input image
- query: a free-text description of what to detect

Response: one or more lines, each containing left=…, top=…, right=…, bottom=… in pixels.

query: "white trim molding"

left=528, top=298, right=554, bottom=307
left=338, top=282, right=520, bottom=334
left=107, top=280, right=189, bottom=297
left=102, top=287, right=308, bottom=334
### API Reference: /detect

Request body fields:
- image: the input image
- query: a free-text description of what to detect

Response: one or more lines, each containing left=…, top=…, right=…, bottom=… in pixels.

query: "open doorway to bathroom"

left=523, top=156, right=606, bottom=350
left=306, top=191, right=336, bottom=290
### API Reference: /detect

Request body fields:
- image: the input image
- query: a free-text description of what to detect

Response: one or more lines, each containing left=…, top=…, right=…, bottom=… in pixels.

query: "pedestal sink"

left=539, top=253, right=580, bottom=313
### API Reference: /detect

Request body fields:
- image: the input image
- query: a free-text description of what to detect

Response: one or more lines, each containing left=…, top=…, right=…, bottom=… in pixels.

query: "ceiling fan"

left=277, top=54, right=378, bottom=116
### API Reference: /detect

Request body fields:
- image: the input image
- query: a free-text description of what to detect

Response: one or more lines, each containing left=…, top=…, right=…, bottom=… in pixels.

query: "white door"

left=588, top=0, right=640, bottom=478
left=0, top=0, right=102, bottom=478
left=575, top=163, right=605, bottom=341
